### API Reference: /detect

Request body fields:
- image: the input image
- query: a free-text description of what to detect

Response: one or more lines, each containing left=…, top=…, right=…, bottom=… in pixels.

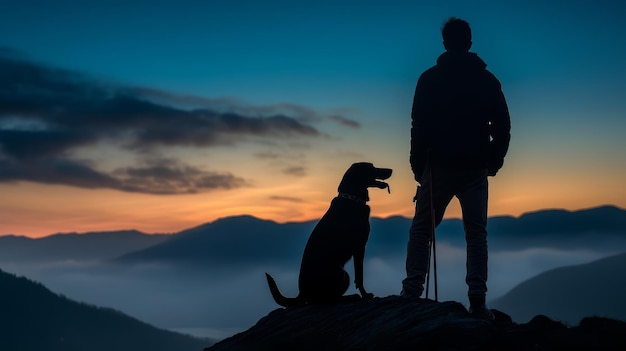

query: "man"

left=401, top=17, right=511, bottom=320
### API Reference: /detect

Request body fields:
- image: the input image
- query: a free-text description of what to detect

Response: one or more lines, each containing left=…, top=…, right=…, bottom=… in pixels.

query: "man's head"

left=442, top=17, right=472, bottom=53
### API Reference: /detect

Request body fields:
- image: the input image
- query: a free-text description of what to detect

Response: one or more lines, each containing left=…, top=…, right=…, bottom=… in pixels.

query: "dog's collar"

left=338, top=192, right=367, bottom=205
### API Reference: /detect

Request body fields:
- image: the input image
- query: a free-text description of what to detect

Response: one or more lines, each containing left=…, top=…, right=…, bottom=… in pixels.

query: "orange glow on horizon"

left=2, top=169, right=625, bottom=238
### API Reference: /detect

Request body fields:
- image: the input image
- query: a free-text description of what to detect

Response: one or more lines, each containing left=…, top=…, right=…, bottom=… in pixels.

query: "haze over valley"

left=2, top=205, right=625, bottom=339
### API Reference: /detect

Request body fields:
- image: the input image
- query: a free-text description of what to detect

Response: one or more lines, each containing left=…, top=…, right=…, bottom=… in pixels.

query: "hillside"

left=488, top=205, right=626, bottom=249
left=3, top=205, right=624, bottom=267
left=2, top=205, right=625, bottom=340
left=0, top=230, right=169, bottom=263
left=206, top=295, right=626, bottom=351
left=0, top=269, right=211, bottom=351
left=116, top=205, right=626, bottom=267
left=491, top=252, right=626, bottom=324
left=116, top=215, right=316, bottom=266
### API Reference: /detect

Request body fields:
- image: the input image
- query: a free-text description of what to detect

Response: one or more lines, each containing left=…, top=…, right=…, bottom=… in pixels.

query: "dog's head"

left=338, top=162, right=393, bottom=202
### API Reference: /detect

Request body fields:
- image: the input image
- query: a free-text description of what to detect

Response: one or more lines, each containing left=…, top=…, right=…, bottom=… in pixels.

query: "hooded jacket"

left=410, top=52, right=511, bottom=181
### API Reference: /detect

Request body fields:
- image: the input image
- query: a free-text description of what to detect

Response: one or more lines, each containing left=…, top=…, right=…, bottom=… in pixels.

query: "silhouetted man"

left=401, top=17, right=511, bottom=320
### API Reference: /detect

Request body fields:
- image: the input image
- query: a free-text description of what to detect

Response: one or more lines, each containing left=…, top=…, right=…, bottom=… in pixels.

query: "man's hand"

left=487, top=157, right=504, bottom=177
left=488, top=156, right=504, bottom=177
left=413, top=185, right=421, bottom=202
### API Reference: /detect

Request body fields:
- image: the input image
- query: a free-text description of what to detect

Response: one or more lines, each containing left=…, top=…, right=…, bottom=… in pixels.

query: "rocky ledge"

left=205, top=295, right=626, bottom=351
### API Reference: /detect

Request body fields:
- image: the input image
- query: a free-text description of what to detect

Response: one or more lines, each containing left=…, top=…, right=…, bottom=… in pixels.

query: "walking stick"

left=423, top=151, right=439, bottom=302
left=429, top=163, right=438, bottom=302
left=424, top=185, right=430, bottom=299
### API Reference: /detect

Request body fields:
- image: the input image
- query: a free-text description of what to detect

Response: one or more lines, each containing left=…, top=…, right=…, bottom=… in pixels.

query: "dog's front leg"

left=353, top=246, right=374, bottom=299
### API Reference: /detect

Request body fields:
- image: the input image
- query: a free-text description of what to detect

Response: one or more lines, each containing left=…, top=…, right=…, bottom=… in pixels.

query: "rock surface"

left=205, top=295, right=626, bottom=351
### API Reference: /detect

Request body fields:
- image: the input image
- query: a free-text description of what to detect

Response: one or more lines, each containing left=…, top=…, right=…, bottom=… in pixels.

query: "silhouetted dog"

left=266, top=162, right=392, bottom=307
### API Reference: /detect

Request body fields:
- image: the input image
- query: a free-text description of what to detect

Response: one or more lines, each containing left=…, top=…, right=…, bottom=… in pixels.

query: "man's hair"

left=441, top=17, right=472, bottom=52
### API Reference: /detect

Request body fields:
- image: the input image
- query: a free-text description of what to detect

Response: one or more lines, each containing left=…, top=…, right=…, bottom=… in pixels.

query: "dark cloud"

left=269, top=196, right=304, bottom=203
left=0, top=156, right=246, bottom=194
left=112, top=158, right=247, bottom=194
left=0, top=54, right=320, bottom=154
left=283, top=166, right=307, bottom=177
left=0, top=52, right=326, bottom=194
left=0, top=129, right=96, bottom=159
left=329, top=115, right=360, bottom=128
left=0, top=157, right=120, bottom=190
left=253, top=150, right=306, bottom=162
left=253, top=151, right=282, bottom=160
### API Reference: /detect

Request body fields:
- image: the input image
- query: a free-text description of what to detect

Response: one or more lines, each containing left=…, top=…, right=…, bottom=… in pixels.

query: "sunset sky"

left=1, top=0, right=625, bottom=237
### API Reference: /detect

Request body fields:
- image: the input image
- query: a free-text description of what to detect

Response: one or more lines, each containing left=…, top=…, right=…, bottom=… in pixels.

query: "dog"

left=265, top=162, right=392, bottom=307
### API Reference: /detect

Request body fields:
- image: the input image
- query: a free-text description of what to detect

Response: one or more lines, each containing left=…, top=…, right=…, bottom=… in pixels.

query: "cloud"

left=282, top=166, right=307, bottom=177
left=0, top=54, right=320, bottom=153
left=253, top=151, right=283, bottom=160
left=0, top=157, right=122, bottom=190
left=0, top=156, right=246, bottom=194
left=329, top=115, right=360, bottom=128
left=269, top=196, right=304, bottom=203
left=0, top=52, right=332, bottom=194
left=127, top=90, right=351, bottom=129
left=111, top=158, right=247, bottom=194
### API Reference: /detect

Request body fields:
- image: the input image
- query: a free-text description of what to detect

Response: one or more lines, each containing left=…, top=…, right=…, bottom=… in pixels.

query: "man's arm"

left=487, top=78, right=511, bottom=176
left=410, top=74, right=431, bottom=183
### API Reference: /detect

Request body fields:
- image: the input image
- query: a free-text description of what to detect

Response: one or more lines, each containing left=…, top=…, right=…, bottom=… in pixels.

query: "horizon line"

left=3, top=203, right=622, bottom=238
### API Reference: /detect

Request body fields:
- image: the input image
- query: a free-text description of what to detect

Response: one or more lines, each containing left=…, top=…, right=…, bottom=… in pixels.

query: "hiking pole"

left=429, top=163, right=438, bottom=302
left=423, top=166, right=438, bottom=301
left=425, top=206, right=431, bottom=300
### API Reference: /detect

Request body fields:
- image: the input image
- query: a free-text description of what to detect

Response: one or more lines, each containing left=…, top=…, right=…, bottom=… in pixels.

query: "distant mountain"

left=117, top=215, right=315, bottom=266
left=494, top=205, right=626, bottom=234
left=4, top=205, right=623, bottom=266
left=491, top=252, right=626, bottom=324
left=488, top=205, right=626, bottom=249
left=0, top=269, right=211, bottom=351
left=117, top=205, right=626, bottom=266
left=0, top=230, right=169, bottom=263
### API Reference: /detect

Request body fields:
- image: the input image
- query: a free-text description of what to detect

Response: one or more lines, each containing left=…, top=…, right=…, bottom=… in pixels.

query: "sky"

left=1, top=0, right=625, bottom=237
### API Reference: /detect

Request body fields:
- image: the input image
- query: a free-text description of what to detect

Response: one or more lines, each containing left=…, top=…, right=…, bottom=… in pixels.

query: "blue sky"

left=1, top=0, right=625, bottom=236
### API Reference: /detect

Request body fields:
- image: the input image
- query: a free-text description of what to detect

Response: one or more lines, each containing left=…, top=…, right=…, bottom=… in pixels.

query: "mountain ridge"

left=491, top=251, right=626, bottom=324
left=4, top=204, right=624, bottom=239
left=0, top=268, right=211, bottom=351
left=0, top=230, right=169, bottom=263
left=1, top=205, right=624, bottom=343
left=114, top=204, right=626, bottom=266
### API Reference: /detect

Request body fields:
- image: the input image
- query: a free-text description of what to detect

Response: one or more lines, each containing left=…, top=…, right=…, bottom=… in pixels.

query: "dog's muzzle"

left=369, top=167, right=392, bottom=193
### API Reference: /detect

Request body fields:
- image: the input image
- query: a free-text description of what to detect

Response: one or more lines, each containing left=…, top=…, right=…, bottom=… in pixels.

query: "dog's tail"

left=265, top=273, right=305, bottom=307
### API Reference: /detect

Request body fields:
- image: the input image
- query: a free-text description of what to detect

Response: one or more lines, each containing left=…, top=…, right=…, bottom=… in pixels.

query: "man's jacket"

left=410, top=51, right=511, bottom=181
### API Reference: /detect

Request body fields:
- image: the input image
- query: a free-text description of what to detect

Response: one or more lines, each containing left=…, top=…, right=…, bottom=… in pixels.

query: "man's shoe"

left=469, top=304, right=495, bottom=321
left=400, top=288, right=422, bottom=300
